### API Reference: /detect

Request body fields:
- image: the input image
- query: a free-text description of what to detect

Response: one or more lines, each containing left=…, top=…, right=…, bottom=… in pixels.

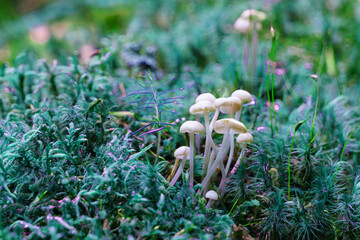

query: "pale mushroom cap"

left=180, top=121, right=205, bottom=134
left=214, top=97, right=228, bottom=107
left=241, top=9, right=266, bottom=21
left=205, top=190, right=218, bottom=200
left=215, top=97, right=242, bottom=114
left=174, top=146, right=191, bottom=160
left=231, top=90, right=252, bottom=103
left=236, top=133, right=253, bottom=144
left=234, top=17, right=251, bottom=33
left=189, top=100, right=216, bottom=115
left=214, top=118, right=247, bottom=134
left=215, top=97, right=241, bottom=108
left=195, top=93, right=216, bottom=104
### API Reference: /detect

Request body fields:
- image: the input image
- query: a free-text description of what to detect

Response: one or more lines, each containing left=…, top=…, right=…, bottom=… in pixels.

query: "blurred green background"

left=0, top=0, right=360, bottom=88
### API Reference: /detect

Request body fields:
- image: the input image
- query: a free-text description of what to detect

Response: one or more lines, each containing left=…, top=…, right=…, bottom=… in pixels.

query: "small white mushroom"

left=189, top=100, right=217, bottom=176
left=201, top=119, right=247, bottom=194
left=236, top=132, right=254, bottom=143
left=233, top=17, right=251, bottom=34
left=231, top=90, right=252, bottom=121
left=205, top=190, right=218, bottom=208
left=218, top=97, right=242, bottom=118
left=230, top=133, right=253, bottom=176
left=234, top=10, right=266, bottom=79
left=219, top=133, right=253, bottom=196
left=193, top=94, right=215, bottom=156
left=234, top=9, right=266, bottom=34
left=195, top=93, right=216, bottom=104
left=169, top=146, right=191, bottom=186
left=241, top=9, right=266, bottom=21
left=180, top=121, right=205, bottom=189
left=210, top=97, right=242, bottom=131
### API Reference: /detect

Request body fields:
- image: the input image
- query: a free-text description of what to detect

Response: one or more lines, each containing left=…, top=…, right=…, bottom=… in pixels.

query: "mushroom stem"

left=169, top=157, right=187, bottom=186
left=206, top=199, right=213, bottom=208
left=202, top=112, right=213, bottom=176
left=196, top=115, right=201, bottom=153
left=167, top=158, right=180, bottom=182
left=210, top=108, right=220, bottom=132
left=244, top=35, right=249, bottom=73
left=201, top=128, right=230, bottom=194
left=230, top=109, right=234, bottom=118
left=202, top=150, right=220, bottom=194
left=219, top=157, right=226, bottom=180
left=219, top=147, right=246, bottom=196
left=235, top=105, right=243, bottom=121
left=219, top=136, right=235, bottom=195
left=207, top=149, right=216, bottom=174
left=189, top=133, right=195, bottom=189
left=224, top=134, right=235, bottom=176
left=251, top=24, right=258, bottom=82
left=230, top=145, right=246, bottom=176
left=206, top=141, right=219, bottom=175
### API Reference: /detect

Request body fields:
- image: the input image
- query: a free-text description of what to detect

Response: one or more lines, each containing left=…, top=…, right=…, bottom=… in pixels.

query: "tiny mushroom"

left=236, top=132, right=254, bottom=144
left=234, top=9, right=266, bottom=34
left=229, top=133, right=253, bottom=175
left=180, top=121, right=205, bottom=189
left=241, top=9, right=266, bottom=21
left=217, top=97, right=242, bottom=118
left=218, top=132, right=253, bottom=196
left=194, top=93, right=216, bottom=152
left=195, top=93, right=216, bottom=104
left=231, top=90, right=252, bottom=120
left=169, top=146, right=191, bottom=186
left=205, top=190, right=218, bottom=208
left=202, top=118, right=247, bottom=194
left=233, top=17, right=251, bottom=34
left=189, top=100, right=217, bottom=176
left=210, top=97, right=242, bottom=131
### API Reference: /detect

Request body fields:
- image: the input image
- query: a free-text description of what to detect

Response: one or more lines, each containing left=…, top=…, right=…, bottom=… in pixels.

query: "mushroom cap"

left=231, top=90, right=252, bottom=103
left=196, top=93, right=216, bottom=104
left=240, top=9, right=266, bottom=21
left=205, top=190, right=218, bottom=200
left=214, top=118, right=247, bottom=134
left=215, top=97, right=242, bottom=114
left=189, top=100, right=216, bottom=115
left=180, top=121, right=205, bottom=134
left=236, top=133, right=253, bottom=144
left=234, top=17, right=251, bottom=33
left=174, top=146, right=191, bottom=160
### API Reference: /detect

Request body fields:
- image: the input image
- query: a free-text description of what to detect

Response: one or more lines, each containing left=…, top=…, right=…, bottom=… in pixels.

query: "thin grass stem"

left=333, top=122, right=360, bottom=185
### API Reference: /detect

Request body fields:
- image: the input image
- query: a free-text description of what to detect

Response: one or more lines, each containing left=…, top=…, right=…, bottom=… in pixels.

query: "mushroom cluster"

left=168, top=90, right=254, bottom=203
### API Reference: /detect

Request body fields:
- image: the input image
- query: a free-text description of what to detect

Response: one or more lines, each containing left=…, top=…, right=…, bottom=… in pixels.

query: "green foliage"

left=1, top=0, right=360, bottom=239
left=0, top=52, right=233, bottom=239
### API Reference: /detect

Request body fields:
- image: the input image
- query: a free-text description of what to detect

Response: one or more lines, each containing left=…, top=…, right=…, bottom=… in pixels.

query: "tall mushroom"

left=231, top=90, right=252, bottom=121
left=219, top=132, right=253, bottom=195
left=230, top=133, right=253, bottom=176
left=169, top=146, right=190, bottom=186
left=180, top=121, right=205, bottom=189
left=210, top=97, right=242, bottom=131
left=218, top=97, right=242, bottom=119
left=189, top=100, right=216, bottom=176
left=234, top=9, right=266, bottom=81
left=201, top=118, right=247, bottom=194
left=194, top=93, right=216, bottom=152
